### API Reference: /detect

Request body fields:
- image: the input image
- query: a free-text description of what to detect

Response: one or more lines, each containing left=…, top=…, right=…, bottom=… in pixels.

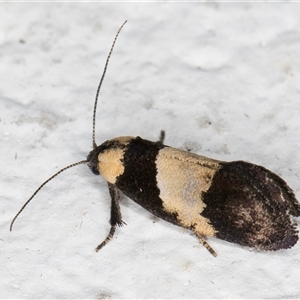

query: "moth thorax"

left=98, top=148, right=125, bottom=184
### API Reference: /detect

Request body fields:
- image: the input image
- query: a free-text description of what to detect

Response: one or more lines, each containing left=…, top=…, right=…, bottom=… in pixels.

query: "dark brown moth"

left=10, top=21, right=300, bottom=257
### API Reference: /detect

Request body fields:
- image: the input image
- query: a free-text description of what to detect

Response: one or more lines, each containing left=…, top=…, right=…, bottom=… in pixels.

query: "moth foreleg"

left=95, top=225, right=116, bottom=252
left=108, top=183, right=125, bottom=227
left=195, top=232, right=217, bottom=257
left=95, top=183, right=125, bottom=252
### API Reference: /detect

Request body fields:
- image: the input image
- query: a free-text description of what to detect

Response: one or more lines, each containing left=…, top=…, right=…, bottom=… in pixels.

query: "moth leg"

left=108, top=183, right=125, bottom=227
left=158, top=130, right=165, bottom=144
left=95, top=183, right=125, bottom=252
left=95, top=225, right=116, bottom=252
left=195, top=232, right=217, bottom=257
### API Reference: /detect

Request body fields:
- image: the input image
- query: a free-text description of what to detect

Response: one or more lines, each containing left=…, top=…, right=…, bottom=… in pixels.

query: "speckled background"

left=1, top=3, right=300, bottom=298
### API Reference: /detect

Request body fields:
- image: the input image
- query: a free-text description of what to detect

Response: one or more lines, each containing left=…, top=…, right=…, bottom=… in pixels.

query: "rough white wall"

left=1, top=3, right=300, bottom=298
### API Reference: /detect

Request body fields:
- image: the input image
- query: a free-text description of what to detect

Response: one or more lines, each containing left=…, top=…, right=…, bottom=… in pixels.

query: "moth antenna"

left=10, top=160, right=88, bottom=231
left=92, top=20, right=127, bottom=149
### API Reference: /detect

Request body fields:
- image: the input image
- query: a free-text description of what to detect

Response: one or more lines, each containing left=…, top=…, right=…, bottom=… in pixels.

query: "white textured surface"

left=1, top=3, right=300, bottom=299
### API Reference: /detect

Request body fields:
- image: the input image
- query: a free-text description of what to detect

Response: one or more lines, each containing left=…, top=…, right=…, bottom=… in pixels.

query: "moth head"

left=87, top=136, right=134, bottom=183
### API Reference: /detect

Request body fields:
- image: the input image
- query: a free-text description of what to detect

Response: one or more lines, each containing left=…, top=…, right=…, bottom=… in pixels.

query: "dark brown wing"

left=201, top=161, right=300, bottom=251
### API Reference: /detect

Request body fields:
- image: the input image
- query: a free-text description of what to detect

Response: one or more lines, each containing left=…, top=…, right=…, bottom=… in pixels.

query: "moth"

left=10, top=21, right=300, bottom=257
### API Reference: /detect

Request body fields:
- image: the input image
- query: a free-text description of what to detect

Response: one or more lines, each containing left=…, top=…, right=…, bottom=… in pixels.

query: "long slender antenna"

left=10, top=160, right=88, bottom=231
left=92, top=20, right=127, bottom=149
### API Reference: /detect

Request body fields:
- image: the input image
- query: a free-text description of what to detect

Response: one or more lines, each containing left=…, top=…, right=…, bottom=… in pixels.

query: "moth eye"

left=89, top=165, right=99, bottom=175
left=93, top=166, right=100, bottom=175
